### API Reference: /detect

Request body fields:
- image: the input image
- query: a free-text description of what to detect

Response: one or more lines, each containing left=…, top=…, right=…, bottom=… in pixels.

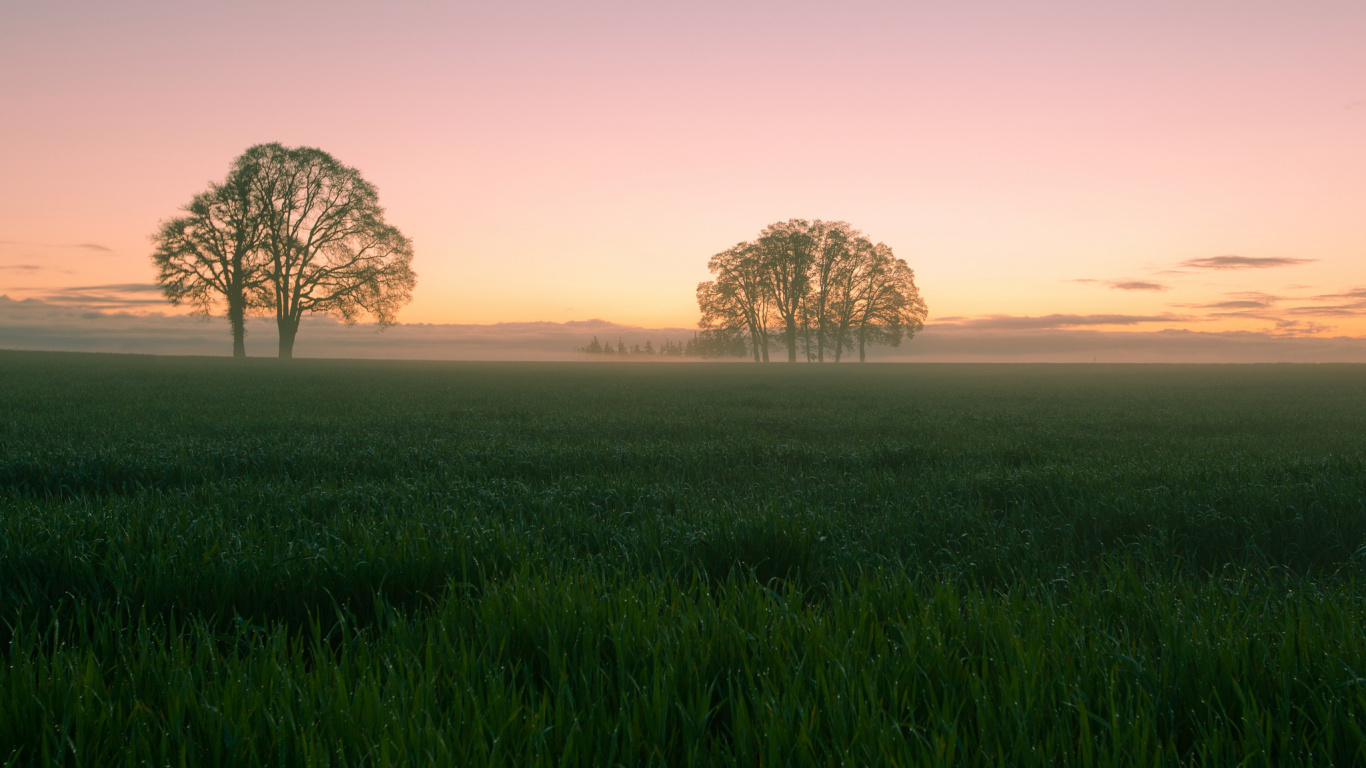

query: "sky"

left=2, top=0, right=1364, bottom=349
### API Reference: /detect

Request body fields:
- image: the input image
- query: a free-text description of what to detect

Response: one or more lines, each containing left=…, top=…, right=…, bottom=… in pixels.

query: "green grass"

left=2, top=350, right=1365, bottom=765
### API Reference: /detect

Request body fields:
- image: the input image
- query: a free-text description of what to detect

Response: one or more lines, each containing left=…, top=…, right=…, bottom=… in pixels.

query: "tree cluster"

left=697, top=219, right=926, bottom=363
left=151, top=144, right=415, bottom=358
left=579, top=330, right=749, bottom=359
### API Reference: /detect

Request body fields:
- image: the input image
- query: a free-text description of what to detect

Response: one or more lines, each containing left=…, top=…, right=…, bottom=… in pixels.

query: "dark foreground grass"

left=2, top=351, right=1365, bottom=765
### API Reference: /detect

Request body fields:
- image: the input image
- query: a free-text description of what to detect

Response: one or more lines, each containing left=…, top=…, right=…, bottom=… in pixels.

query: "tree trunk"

left=859, top=329, right=867, bottom=363
left=785, top=319, right=797, bottom=363
left=227, top=293, right=247, bottom=359
left=277, top=316, right=299, bottom=359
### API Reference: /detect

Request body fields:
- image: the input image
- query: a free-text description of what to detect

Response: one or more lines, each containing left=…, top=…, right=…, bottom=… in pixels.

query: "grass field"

left=3, top=350, right=1366, bottom=766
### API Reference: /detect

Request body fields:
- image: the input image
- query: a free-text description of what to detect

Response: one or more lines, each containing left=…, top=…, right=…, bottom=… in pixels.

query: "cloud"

left=38, top=294, right=168, bottom=308
left=0, top=241, right=115, bottom=253
left=930, top=313, right=1193, bottom=331
left=1108, top=280, right=1167, bottom=292
left=1347, top=99, right=1366, bottom=110
left=0, top=264, right=46, bottom=271
left=1273, top=319, right=1334, bottom=336
left=1310, top=287, right=1366, bottom=302
left=1179, top=255, right=1315, bottom=270
left=1166, top=285, right=1366, bottom=331
left=1068, top=278, right=1168, bottom=291
left=1187, top=292, right=1284, bottom=311
left=1282, top=304, right=1366, bottom=318
left=1265, top=287, right=1366, bottom=319
left=62, top=283, right=162, bottom=293
left=36, top=283, right=166, bottom=309
left=1202, top=300, right=1272, bottom=310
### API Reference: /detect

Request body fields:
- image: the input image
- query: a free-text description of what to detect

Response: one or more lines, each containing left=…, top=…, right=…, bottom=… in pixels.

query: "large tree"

left=244, top=143, right=416, bottom=358
left=150, top=155, right=269, bottom=357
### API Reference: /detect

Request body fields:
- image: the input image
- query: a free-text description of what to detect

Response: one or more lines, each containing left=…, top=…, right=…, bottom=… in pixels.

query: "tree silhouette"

left=845, top=242, right=927, bottom=361
left=753, top=221, right=816, bottom=363
left=150, top=154, right=269, bottom=357
left=697, top=242, right=772, bottom=362
left=797, top=221, right=858, bottom=362
left=246, top=144, right=415, bottom=358
left=696, top=219, right=926, bottom=362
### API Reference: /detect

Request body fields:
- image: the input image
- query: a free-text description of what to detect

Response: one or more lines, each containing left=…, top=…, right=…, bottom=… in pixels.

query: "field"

left=3, top=350, right=1366, bottom=766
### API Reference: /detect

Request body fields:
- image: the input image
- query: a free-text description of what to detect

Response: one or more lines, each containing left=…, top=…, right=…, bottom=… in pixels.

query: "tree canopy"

left=150, top=144, right=415, bottom=358
left=696, top=220, right=926, bottom=362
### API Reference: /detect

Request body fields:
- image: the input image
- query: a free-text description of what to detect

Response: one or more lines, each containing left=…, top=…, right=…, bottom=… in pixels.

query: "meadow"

left=2, top=350, right=1366, bottom=766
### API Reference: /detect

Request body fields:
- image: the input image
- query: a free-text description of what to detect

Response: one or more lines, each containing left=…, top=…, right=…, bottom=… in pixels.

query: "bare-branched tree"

left=848, top=243, right=927, bottom=361
left=151, top=144, right=415, bottom=358
left=697, top=242, right=773, bottom=363
left=150, top=155, right=270, bottom=357
left=245, top=144, right=416, bottom=358
left=755, top=220, right=817, bottom=363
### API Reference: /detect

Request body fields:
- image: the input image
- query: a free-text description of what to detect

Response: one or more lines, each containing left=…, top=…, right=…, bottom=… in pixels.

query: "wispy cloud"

left=1179, top=255, right=1315, bottom=270
left=1186, top=292, right=1285, bottom=311
left=1109, top=280, right=1167, bottom=292
left=37, top=283, right=166, bottom=309
left=1175, top=286, right=1366, bottom=331
left=1068, top=278, right=1168, bottom=291
left=932, top=313, right=1193, bottom=331
left=1281, top=304, right=1366, bottom=318
left=0, top=240, right=115, bottom=253
left=62, top=283, right=162, bottom=293
left=0, top=264, right=46, bottom=271
left=1273, top=319, right=1334, bottom=336
left=1310, top=287, right=1366, bottom=302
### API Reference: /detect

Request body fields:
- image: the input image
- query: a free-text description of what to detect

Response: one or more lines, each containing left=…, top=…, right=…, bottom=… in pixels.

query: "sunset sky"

left=2, top=1, right=1364, bottom=342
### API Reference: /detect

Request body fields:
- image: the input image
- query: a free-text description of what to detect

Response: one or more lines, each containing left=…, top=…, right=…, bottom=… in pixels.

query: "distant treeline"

left=578, top=331, right=748, bottom=359
left=698, top=219, right=927, bottom=362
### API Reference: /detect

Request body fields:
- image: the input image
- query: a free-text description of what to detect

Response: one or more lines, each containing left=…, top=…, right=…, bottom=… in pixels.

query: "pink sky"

left=2, top=1, right=1364, bottom=341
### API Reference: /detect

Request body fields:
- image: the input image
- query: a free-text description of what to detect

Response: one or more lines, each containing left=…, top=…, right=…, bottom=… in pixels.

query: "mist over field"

left=8, top=296, right=1366, bottom=360
left=6, top=295, right=1366, bottom=363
